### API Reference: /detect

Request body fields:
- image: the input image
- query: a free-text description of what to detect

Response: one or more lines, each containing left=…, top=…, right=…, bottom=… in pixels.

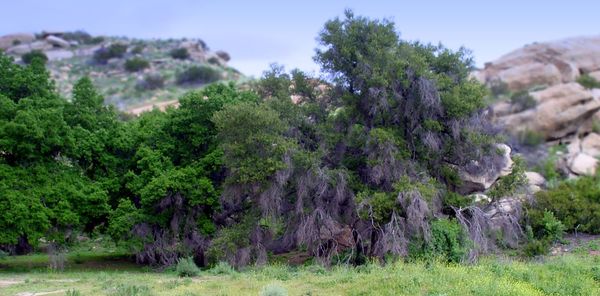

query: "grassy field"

left=1, top=252, right=600, bottom=296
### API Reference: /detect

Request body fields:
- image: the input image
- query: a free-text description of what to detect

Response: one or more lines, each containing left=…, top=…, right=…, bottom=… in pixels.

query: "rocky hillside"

left=474, top=36, right=600, bottom=178
left=0, top=31, right=245, bottom=113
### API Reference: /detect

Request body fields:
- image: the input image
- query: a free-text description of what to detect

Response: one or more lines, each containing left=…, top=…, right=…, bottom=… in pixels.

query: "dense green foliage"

left=527, top=174, right=600, bottom=234
left=577, top=73, right=600, bottom=89
left=170, top=48, right=190, bottom=60
left=93, top=43, right=128, bottom=64
left=176, top=66, right=222, bottom=85
left=21, top=50, right=48, bottom=64
left=124, top=57, right=150, bottom=72
left=0, top=11, right=555, bottom=268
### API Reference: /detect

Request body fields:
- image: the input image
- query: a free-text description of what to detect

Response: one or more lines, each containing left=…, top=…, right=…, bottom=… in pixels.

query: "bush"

left=260, top=284, right=288, bottom=296
left=65, top=289, right=82, bottom=296
left=170, top=47, right=190, bottom=60
left=131, top=44, right=145, bottom=54
left=21, top=50, right=48, bottom=64
left=510, top=90, right=537, bottom=111
left=176, top=257, right=200, bottom=277
left=93, top=43, right=128, bottom=64
left=0, top=250, right=7, bottom=260
left=489, top=80, right=509, bottom=97
left=528, top=175, right=600, bottom=234
left=577, top=74, right=600, bottom=89
left=124, top=57, right=150, bottom=72
left=517, top=129, right=545, bottom=147
left=113, top=284, right=151, bottom=296
left=207, top=261, right=236, bottom=275
left=410, top=218, right=469, bottom=263
left=136, top=73, right=165, bottom=91
left=176, top=66, right=221, bottom=85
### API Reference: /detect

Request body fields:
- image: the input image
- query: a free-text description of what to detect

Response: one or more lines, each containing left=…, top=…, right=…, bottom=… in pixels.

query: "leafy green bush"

left=21, top=50, right=48, bottom=64
left=487, top=156, right=527, bottom=199
left=170, top=47, right=190, bottom=60
left=176, top=66, right=221, bottom=85
left=510, top=90, right=537, bottom=111
left=176, top=257, right=200, bottom=277
left=260, top=284, right=288, bottom=296
left=577, top=74, right=600, bottom=89
left=528, top=175, right=600, bottom=234
left=124, top=57, right=150, bottom=72
left=136, top=73, right=165, bottom=91
left=410, top=218, right=469, bottom=263
left=207, top=261, right=236, bottom=275
left=93, top=43, right=127, bottom=64
left=517, top=129, right=545, bottom=147
left=113, top=284, right=152, bottom=296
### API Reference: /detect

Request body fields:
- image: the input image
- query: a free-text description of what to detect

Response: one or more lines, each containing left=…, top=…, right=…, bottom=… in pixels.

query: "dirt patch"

left=0, top=279, right=24, bottom=287
left=550, top=233, right=600, bottom=255
left=15, top=291, right=65, bottom=296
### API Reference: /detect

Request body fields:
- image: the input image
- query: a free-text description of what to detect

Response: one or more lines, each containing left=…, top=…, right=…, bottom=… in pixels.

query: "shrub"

left=124, top=57, right=150, bottom=72
left=260, top=284, right=288, bottom=296
left=113, top=284, right=151, bottom=296
left=410, top=218, right=469, bottom=263
left=510, top=90, right=537, bottom=111
left=577, top=74, right=600, bottom=89
left=208, top=261, right=236, bottom=275
left=93, top=43, right=128, bottom=64
left=12, top=39, right=21, bottom=46
left=65, top=289, right=82, bottom=296
left=207, top=56, right=221, bottom=65
left=176, top=257, right=200, bottom=277
left=131, top=44, right=145, bottom=54
left=176, top=66, right=221, bottom=85
left=517, top=129, right=545, bottom=147
left=170, top=47, right=190, bottom=60
left=528, top=175, right=600, bottom=234
left=0, top=250, right=7, bottom=260
left=489, top=80, right=509, bottom=97
left=21, top=50, right=48, bottom=64
left=136, top=73, right=165, bottom=91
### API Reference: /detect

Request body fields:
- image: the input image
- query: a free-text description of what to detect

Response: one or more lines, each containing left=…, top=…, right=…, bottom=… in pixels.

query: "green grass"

left=1, top=254, right=598, bottom=295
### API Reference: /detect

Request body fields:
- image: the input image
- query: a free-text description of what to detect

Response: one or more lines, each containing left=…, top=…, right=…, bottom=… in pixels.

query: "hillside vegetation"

left=1, top=10, right=599, bottom=295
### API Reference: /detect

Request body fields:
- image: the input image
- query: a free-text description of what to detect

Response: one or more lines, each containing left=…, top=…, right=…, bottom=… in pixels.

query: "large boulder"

left=0, top=33, right=35, bottom=50
left=6, top=41, right=52, bottom=55
left=495, top=83, right=600, bottom=140
left=569, top=153, right=598, bottom=176
left=180, top=40, right=206, bottom=62
left=475, top=36, right=600, bottom=91
left=46, top=35, right=70, bottom=48
left=525, top=171, right=545, bottom=193
left=458, top=144, right=513, bottom=194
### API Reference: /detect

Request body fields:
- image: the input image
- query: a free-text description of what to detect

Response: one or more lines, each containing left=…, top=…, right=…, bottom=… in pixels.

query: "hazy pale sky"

left=2, top=0, right=599, bottom=77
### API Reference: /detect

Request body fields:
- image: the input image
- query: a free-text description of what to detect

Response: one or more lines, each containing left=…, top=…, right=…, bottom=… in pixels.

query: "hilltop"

left=0, top=31, right=245, bottom=113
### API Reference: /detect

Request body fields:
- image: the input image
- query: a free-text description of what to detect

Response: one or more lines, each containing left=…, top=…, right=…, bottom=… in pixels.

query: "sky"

left=2, top=0, right=600, bottom=77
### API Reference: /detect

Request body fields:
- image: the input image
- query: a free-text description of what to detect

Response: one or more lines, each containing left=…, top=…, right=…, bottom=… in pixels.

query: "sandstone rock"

left=46, top=35, right=70, bottom=48
left=477, top=36, right=600, bottom=91
left=458, top=144, right=513, bottom=194
left=569, top=152, right=598, bottom=175
left=0, top=33, right=35, bottom=50
left=525, top=171, right=545, bottom=193
left=180, top=40, right=206, bottom=62
left=581, top=133, right=600, bottom=157
left=471, top=193, right=491, bottom=204
left=496, top=83, right=600, bottom=140
left=45, top=49, right=74, bottom=61
left=525, top=171, right=545, bottom=186
left=590, top=71, right=600, bottom=82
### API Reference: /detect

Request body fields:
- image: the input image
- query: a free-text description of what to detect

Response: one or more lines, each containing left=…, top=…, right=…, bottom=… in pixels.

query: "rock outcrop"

left=494, top=83, right=600, bottom=140
left=474, top=36, right=600, bottom=91
left=458, top=144, right=513, bottom=194
left=0, top=33, right=35, bottom=50
left=481, top=36, right=600, bottom=177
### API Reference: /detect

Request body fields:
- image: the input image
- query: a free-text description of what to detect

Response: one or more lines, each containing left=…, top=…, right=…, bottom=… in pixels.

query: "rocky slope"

left=474, top=35, right=600, bottom=177
left=0, top=31, right=245, bottom=113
